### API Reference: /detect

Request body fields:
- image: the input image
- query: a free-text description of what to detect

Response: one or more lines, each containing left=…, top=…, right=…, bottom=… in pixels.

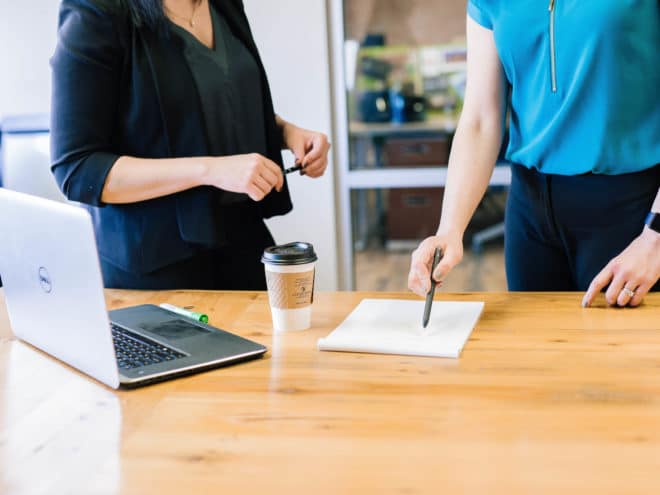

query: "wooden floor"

left=355, top=244, right=507, bottom=292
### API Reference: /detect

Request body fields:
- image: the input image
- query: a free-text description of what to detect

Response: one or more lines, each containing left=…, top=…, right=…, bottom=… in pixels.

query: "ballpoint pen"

left=422, top=247, right=443, bottom=329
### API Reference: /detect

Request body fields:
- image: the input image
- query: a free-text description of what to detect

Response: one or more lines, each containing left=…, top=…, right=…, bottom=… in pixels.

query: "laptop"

left=0, top=188, right=267, bottom=388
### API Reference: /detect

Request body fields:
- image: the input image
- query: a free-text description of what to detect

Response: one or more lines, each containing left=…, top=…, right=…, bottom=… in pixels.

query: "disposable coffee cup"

left=262, top=242, right=318, bottom=332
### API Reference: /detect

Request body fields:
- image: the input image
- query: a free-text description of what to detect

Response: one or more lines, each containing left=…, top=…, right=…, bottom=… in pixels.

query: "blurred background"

left=340, top=0, right=508, bottom=292
left=0, top=0, right=508, bottom=292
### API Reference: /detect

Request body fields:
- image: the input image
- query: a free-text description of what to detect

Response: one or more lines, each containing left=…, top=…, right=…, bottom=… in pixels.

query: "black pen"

left=422, top=248, right=443, bottom=329
left=284, top=164, right=304, bottom=175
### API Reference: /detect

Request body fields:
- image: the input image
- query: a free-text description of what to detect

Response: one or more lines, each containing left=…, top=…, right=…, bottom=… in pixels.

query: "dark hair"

left=123, top=0, right=167, bottom=31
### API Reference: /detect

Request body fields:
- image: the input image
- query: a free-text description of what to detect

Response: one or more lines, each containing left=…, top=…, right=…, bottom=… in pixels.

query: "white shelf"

left=347, top=165, right=511, bottom=189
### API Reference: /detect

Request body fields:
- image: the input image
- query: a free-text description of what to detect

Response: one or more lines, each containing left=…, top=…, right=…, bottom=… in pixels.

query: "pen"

left=422, top=248, right=443, bottom=329
left=284, top=164, right=304, bottom=175
left=159, top=303, right=209, bottom=323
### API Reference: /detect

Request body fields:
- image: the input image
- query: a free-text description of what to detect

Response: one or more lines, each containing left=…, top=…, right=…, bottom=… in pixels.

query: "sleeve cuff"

left=467, top=1, right=493, bottom=30
left=53, top=151, right=120, bottom=207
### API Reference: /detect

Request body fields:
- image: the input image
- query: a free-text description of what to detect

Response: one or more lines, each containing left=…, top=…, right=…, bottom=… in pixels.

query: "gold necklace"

left=165, top=0, right=202, bottom=28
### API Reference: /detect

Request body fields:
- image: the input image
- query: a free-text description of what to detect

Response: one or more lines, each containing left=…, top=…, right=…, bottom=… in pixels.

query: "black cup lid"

left=261, top=242, right=318, bottom=266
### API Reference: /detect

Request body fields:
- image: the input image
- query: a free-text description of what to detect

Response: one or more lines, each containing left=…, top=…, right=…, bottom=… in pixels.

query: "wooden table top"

left=1, top=290, right=659, bottom=495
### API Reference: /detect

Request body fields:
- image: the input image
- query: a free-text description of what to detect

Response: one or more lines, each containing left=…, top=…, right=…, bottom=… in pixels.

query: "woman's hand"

left=583, top=227, right=660, bottom=308
left=408, top=233, right=464, bottom=297
left=280, top=119, right=330, bottom=178
left=202, top=153, right=284, bottom=202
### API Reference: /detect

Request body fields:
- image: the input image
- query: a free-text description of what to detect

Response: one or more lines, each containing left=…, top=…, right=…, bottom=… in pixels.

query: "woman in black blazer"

left=50, top=0, right=330, bottom=290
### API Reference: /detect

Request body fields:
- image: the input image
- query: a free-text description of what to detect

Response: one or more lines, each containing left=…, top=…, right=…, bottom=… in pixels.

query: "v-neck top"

left=468, top=0, right=660, bottom=176
left=170, top=4, right=269, bottom=202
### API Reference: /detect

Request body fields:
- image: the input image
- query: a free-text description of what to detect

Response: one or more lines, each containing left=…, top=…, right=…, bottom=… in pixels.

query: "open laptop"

left=0, top=188, right=267, bottom=388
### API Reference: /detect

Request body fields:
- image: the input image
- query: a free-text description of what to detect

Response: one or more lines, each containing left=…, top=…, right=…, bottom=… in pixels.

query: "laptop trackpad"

left=137, top=318, right=211, bottom=340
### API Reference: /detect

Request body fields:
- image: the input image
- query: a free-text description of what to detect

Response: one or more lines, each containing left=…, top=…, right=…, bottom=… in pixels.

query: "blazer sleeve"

left=50, top=0, right=124, bottom=207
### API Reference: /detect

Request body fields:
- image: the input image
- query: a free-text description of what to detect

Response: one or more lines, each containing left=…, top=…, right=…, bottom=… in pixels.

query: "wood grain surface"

left=1, top=290, right=659, bottom=495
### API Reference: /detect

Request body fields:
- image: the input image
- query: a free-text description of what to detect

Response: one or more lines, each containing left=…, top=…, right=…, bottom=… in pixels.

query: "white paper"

left=317, top=299, right=484, bottom=359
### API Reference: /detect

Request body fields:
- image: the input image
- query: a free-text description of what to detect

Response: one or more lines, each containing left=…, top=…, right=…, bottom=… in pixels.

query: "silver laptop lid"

left=0, top=188, right=119, bottom=388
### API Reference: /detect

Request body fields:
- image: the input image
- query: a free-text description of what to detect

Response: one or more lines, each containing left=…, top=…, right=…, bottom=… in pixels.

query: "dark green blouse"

left=170, top=4, right=269, bottom=203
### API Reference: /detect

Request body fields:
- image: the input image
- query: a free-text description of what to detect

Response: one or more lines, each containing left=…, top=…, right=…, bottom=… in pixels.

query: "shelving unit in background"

left=329, top=0, right=510, bottom=289
left=349, top=121, right=510, bottom=251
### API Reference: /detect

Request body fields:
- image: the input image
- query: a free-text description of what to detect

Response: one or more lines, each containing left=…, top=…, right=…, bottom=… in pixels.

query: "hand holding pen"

left=422, top=248, right=443, bottom=329
left=408, top=234, right=463, bottom=298
left=284, top=163, right=305, bottom=175
left=279, top=118, right=331, bottom=179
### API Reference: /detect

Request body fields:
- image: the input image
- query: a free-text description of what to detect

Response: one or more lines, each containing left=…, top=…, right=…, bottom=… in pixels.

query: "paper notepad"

left=317, top=299, right=485, bottom=358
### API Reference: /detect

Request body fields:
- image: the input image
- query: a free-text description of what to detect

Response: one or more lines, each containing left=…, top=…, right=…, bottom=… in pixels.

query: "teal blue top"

left=467, top=0, right=660, bottom=176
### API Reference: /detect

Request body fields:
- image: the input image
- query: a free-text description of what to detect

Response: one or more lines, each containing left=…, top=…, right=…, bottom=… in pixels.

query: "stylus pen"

left=422, top=248, right=443, bottom=329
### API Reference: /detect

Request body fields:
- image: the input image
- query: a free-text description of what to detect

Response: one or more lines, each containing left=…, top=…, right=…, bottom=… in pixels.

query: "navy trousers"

left=505, top=164, right=660, bottom=292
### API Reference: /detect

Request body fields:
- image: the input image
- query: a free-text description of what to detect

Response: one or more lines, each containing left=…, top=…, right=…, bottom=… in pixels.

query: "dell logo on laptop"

left=38, top=267, right=52, bottom=293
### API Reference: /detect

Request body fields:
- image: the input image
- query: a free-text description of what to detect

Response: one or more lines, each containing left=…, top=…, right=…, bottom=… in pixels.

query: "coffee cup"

left=262, top=242, right=317, bottom=332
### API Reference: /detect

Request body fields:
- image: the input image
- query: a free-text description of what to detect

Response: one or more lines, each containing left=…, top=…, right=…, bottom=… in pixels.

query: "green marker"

left=159, top=303, right=209, bottom=323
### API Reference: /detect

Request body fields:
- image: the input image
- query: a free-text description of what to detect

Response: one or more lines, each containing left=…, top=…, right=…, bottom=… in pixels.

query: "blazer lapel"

left=139, top=28, right=210, bottom=157
left=213, top=0, right=262, bottom=63
left=139, top=28, right=223, bottom=246
left=213, top=0, right=293, bottom=215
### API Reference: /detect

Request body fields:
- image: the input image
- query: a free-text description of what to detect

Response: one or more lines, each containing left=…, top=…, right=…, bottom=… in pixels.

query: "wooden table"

left=1, top=290, right=659, bottom=495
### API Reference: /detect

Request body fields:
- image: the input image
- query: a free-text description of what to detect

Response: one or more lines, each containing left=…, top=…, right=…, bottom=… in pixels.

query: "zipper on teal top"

left=548, top=0, right=557, bottom=93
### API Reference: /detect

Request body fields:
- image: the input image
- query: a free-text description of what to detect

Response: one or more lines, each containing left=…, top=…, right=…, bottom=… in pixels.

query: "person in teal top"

left=469, top=0, right=659, bottom=176
left=408, top=1, right=660, bottom=307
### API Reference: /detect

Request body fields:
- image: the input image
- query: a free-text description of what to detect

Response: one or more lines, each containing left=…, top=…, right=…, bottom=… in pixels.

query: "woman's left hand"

left=583, top=227, right=660, bottom=308
left=281, top=121, right=330, bottom=178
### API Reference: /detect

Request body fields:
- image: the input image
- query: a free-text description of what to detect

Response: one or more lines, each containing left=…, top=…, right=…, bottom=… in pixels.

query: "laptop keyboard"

left=111, top=324, right=186, bottom=370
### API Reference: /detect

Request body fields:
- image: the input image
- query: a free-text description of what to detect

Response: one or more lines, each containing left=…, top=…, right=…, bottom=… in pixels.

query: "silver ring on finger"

left=621, top=287, right=635, bottom=298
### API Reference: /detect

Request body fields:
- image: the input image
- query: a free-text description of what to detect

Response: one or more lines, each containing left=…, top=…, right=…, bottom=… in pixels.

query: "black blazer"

left=50, top=0, right=293, bottom=274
